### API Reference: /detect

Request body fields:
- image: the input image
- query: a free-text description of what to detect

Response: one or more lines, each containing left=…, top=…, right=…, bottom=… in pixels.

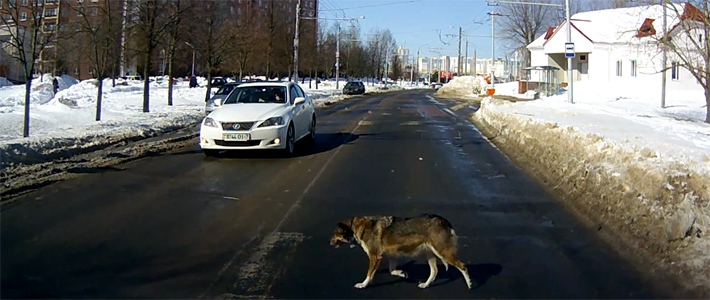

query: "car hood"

left=208, top=103, right=288, bottom=121
left=208, top=94, right=228, bottom=104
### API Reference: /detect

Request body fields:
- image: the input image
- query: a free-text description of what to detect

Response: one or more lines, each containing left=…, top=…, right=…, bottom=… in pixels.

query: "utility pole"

left=465, top=39, right=469, bottom=75
left=565, top=0, right=573, bottom=103
left=661, top=0, right=667, bottom=108
left=488, top=11, right=502, bottom=90
left=292, top=0, right=301, bottom=82
left=457, top=26, right=463, bottom=75
left=336, top=24, right=341, bottom=89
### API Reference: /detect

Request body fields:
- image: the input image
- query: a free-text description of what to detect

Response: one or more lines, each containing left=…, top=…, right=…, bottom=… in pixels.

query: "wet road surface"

left=1, top=90, right=666, bottom=299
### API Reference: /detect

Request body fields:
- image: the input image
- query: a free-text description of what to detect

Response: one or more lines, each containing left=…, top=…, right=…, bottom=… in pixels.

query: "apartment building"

left=1, top=0, right=318, bottom=81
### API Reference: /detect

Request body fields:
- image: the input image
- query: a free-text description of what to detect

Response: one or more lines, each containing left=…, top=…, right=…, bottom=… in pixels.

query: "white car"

left=199, top=81, right=317, bottom=157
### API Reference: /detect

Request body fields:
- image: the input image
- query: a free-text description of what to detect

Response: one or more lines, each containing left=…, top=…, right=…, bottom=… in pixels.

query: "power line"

left=320, top=0, right=424, bottom=11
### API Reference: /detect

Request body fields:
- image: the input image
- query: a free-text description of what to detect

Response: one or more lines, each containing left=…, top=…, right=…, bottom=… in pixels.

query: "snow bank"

left=435, top=75, right=488, bottom=97
left=471, top=97, right=709, bottom=294
left=0, top=77, right=12, bottom=87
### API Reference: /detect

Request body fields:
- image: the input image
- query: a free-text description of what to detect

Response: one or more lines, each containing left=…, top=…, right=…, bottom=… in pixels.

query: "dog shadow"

left=372, top=261, right=503, bottom=289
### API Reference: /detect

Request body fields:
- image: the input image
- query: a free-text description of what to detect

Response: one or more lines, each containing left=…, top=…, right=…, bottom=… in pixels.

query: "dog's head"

left=329, top=220, right=355, bottom=248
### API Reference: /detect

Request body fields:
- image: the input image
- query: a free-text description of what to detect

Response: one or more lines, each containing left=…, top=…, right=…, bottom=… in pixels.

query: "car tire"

left=305, top=116, right=316, bottom=145
left=282, top=124, right=296, bottom=157
left=203, top=149, right=220, bottom=157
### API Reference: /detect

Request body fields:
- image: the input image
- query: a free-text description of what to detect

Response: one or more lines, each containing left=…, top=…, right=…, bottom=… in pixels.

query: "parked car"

left=210, top=76, right=227, bottom=88
left=199, top=81, right=317, bottom=157
left=343, top=81, right=366, bottom=95
left=430, top=82, right=443, bottom=90
left=205, top=82, right=243, bottom=114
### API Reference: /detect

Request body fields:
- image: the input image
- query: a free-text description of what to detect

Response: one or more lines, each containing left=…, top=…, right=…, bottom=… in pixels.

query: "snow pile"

left=0, top=77, right=12, bottom=87
left=468, top=82, right=710, bottom=293
left=435, top=75, right=488, bottom=97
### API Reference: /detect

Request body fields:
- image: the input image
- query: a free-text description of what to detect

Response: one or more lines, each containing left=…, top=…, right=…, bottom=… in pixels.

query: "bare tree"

left=188, top=0, right=235, bottom=102
left=163, top=0, right=190, bottom=106
left=68, top=1, right=122, bottom=121
left=0, top=0, right=58, bottom=137
left=658, top=1, right=710, bottom=123
left=390, top=54, right=403, bottom=80
left=129, top=0, right=171, bottom=113
left=498, top=0, right=557, bottom=69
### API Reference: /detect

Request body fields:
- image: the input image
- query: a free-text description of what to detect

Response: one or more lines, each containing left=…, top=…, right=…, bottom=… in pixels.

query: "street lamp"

left=297, top=15, right=365, bottom=89
left=184, top=42, right=195, bottom=76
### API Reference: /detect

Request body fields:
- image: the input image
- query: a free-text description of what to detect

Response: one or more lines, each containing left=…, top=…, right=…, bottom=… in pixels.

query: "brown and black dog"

left=330, top=213, right=473, bottom=289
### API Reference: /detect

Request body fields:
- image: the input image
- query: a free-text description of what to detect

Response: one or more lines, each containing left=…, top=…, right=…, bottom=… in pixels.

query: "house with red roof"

left=526, top=2, right=707, bottom=92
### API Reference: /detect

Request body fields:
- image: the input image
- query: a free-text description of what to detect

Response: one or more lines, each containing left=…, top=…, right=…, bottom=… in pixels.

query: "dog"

left=329, top=213, right=473, bottom=289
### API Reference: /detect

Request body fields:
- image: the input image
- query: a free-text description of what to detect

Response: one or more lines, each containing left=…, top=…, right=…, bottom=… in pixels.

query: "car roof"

left=237, top=81, right=293, bottom=88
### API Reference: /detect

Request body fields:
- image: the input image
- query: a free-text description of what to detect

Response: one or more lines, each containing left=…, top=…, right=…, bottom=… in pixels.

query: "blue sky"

left=320, top=0, right=507, bottom=60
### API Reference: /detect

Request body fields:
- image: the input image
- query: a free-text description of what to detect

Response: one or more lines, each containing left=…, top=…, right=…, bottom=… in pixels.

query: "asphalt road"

left=1, top=90, right=668, bottom=299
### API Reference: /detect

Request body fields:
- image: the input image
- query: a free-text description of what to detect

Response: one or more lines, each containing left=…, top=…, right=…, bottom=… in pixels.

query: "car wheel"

left=305, top=116, right=316, bottom=145
left=203, top=149, right=220, bottom=157
left=283, top=124, right=296, bottom=156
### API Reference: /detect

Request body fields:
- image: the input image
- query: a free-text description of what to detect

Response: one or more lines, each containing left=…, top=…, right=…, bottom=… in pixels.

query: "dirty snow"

left=443, top=76, right=709, bottom=294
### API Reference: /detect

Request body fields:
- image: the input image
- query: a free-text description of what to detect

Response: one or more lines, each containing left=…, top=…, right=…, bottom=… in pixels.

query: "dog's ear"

left=337, top=222, right=351, bottom=232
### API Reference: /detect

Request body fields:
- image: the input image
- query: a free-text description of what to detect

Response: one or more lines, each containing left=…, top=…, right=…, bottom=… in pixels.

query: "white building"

left=396, top=46, right=410, bottom=71
left=526, top=2, right=705, bottom=92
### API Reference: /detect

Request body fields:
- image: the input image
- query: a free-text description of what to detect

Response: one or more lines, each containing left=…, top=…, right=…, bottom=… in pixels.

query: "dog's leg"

left=388, top=258, right=407, bottom=278
left=417, top=257, right=439, bottom=289
left=355, top=255, right=382, bottom=289
left=440, top=251, right=474, bottom=289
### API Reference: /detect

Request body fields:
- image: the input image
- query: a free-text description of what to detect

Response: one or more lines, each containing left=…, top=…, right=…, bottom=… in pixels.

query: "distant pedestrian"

left=189, top=75, right=198, bottom=88
left=52, top=77, right=59, bottom=95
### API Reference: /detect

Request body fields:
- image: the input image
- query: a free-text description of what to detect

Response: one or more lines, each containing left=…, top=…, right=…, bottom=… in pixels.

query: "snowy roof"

left=528, top=2, right=692, bottom=48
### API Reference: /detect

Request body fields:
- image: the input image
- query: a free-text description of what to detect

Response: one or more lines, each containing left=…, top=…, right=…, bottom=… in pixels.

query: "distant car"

left=210, top=76, right=227, bottom=88
left=205, top=82, right=243, bottom=114
left=430, top=83, right=443, bottom=90
left=199, top=81, right=317, bottom=157
left=343, top=81, right=365, bottom=95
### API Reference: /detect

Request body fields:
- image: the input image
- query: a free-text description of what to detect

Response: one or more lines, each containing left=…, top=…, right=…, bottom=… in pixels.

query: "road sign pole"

left=565, top=0, right=573, bottom=104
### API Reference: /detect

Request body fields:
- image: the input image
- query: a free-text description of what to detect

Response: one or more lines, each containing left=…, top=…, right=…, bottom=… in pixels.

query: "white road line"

left=443, top=107, right=457, bottom=117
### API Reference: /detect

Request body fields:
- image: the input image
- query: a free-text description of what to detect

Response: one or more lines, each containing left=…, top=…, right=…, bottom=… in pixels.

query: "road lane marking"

left=234, top=232, right=305, bottom=294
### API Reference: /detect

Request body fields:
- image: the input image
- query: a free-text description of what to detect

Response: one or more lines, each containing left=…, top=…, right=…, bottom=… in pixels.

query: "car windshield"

left=215, top=85, right=237, bottom=95
left=346, top=82, right=358, bottom=87
left=223, top=86, right=288, bottom=104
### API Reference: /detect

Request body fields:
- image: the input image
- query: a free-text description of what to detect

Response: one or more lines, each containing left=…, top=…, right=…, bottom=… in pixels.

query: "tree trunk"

left=143, top=52, right=151, bottom=113
left=96, top=76, right=104, bottom=121
left=23, top=78, right=32, bottom=138
left=168, top=51, right=175, bottom=106
left=204, top=72, right=212, bottom=102
left=705, top=88, right=710, bottom=123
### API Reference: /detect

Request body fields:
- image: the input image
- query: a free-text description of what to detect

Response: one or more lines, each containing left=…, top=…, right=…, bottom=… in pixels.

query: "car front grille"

left=214, top=140, right=261, bottom=147
left=221, top=122, right=255, bottom=131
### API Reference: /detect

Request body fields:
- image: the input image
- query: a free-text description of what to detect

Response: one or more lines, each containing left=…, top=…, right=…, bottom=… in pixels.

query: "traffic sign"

left=565, top=42, right=575, bottom=58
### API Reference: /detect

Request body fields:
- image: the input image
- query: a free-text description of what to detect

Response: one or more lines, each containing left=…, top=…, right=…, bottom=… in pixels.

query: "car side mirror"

left=294, top=97, right=306, bottom=105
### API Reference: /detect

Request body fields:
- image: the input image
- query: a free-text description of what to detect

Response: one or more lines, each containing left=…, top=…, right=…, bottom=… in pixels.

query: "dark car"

left=343, top=81, right=365, bottom=95
left=205, top=82, right=243, bottom=114
left=210, top=76, right=227, bottom=88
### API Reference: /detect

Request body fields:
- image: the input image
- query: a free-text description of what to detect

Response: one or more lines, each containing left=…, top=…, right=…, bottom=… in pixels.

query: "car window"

left=223, top=86, right=287, bottom=104
left=289, top=86, right=298, bottom=105
left=215, top=85, right=235, bottom=95
left=294, top=85, right=305, bottom=98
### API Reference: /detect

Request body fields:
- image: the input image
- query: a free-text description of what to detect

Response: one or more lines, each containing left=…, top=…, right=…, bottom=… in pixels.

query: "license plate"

left=222, top=133, right=250, bottom=141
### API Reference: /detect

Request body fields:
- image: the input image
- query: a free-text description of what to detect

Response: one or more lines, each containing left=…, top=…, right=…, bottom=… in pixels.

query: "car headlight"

left=258, top=116, right=284, bottom=128
left=203, top=117, right=218, bottom=128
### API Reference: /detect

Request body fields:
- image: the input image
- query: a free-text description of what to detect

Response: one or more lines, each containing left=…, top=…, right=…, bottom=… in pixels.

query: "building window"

left=20, top=12, right=27, bottom=21
left=615, top=60, right=623, bottom=77
left=671, top=61, right=680, bottom=80
left=77, top=7, right=83, bottom=16
left=44, top=8, right=57, bottom=17
left=45, top=0, right=57, bottom=3
left=21, top=0, right=27, bottom=6
left=90, top=7, right=98, bottom=16
left=43, top=23, right=55, bottom=31
left=630, top=60, right=637, bottom=77
left=74, top=66, right=79, bottom=75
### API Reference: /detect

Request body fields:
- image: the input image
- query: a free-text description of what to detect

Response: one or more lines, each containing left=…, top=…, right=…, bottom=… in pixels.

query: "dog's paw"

left=354, top=282, right=368, bottom=289
left=390, top=270, right=407, bottom=278
left=417, top=282, right=431, bottom=289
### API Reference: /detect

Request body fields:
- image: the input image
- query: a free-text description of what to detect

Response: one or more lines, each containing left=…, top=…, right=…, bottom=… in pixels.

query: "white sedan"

left=199, top=81, right=317, bottom=157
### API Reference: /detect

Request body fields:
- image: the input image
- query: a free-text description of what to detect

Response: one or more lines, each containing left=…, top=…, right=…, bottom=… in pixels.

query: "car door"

left=289, top=85, right=307, bottom=138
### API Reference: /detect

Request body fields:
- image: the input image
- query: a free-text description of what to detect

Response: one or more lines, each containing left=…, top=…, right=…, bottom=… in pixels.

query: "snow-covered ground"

left=0, top=75, right=410, bottom=168
left=438, top=75, right=709, bottom=293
